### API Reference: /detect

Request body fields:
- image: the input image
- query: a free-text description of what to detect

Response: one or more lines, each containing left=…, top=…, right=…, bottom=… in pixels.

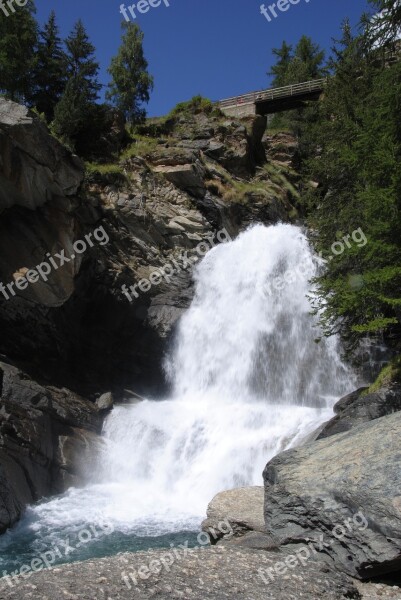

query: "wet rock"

left=95, top=392, right=114, bottom=413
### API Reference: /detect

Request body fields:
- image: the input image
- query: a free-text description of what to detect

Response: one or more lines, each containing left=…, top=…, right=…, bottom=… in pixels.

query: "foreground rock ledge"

left=263, top=411, right=401, bottom=579
left=0, top=547, right=359, bottom=600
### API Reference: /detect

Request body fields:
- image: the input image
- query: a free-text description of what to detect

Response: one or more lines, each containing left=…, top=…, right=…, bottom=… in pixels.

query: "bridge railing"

left=218, top=78, right=327, bottom=108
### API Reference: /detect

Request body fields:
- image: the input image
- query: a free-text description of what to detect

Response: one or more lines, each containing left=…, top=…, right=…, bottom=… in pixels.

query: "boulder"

left=96, top=391, right=114, bottom=412
left=0, top=98, right=83, bottom=212
left=263, top=411, right=401, bottom=579
left=317, top=384, right=401, bottom=439
left=202, top=486, right=265, bottom=542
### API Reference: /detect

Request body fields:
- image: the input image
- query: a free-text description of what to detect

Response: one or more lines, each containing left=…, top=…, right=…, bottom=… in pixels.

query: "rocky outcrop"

left=262, top=411, right=401, bottom=580
left=0, top=99, right=83, bottom=212
left=316, top=384, right=401, bottom=439
left=0, top=100, right=299, bottom=398
left=202, top=486, right=265, bottom=542
left=0, top=360, right=105, bottom=533
left=0, top=546, right=360, bottom=600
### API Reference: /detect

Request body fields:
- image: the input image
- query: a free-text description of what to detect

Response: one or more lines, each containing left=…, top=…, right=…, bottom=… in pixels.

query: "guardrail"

left=218, top=78, right=327, bottom=108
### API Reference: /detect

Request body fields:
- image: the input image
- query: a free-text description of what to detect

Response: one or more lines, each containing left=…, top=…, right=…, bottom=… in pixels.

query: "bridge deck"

left=218, top=78, right=327, bottom=112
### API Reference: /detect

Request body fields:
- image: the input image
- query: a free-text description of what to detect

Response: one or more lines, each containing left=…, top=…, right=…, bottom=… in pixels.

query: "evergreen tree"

left=0, top=0, right=38, bottom=101
left=363, top=0, right=401, bottom=48
left=284, top=36, right=326, bottom=84
left=53, top=20, right=101, bottom=148
left=64, top=20, right=101, bottom=102
left=29, top=11, right=67, bottom=121
left=106, top=22, right=153, bottom=124
left=268, top=36, right=326, bottom=150
left=268, top=41, right=293, bottom=87
left=303, top=20, right=401, bottom=350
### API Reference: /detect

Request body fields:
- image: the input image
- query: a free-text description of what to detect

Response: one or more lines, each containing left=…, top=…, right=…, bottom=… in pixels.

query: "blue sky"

left=35, top=0, right=372, bottom=117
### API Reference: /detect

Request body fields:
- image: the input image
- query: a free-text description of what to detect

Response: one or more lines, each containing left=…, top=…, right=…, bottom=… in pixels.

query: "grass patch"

left=168, top=95, right=222, bottom=119
left=121, top=135, right=160, bottom=160
left=363, top=355, right=401, bottom=395
left=264, top=162, right=300, bottom=201
left=85, top=162, right=127, bottom=185
left=206, top=175, right=274, bottom=204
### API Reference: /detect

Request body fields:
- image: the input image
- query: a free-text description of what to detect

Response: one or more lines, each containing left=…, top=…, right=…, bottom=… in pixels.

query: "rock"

left=0, top=98, right=297, bottom=401
left=153, top=162, right=206, bottom=198
left=316, top=384, right=401, bottom=439
left=0, top=547, right=360, bottom=599
left=263, top=411, right=401, bottom=579
left=95, top=392, right=114, bottom=412
left=0, top=98, right=83, bottom=212
left=0, top=361, right=103, bottom=533
left=202, top=486, right=265, bottom=542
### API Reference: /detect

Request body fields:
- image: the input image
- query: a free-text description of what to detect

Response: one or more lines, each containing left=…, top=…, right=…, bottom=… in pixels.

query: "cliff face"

left=0, top=99, right=300, bottom=398
left=0, top=361, right=105, bottom=533
left=0, top=99, right=301, bottom=531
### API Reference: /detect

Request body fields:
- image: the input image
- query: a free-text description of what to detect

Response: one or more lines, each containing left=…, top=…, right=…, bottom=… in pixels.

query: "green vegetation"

left=268, top=35, right=326, bottom=136
left=29, top=11, right=67, bottom=121
left=363, top=355, right=401, bottom=394
left=84, top=161, right=127, bottom=186
left=0, top=0, right=38, bottom=101
left=121, top=134, right=159, bottom=160
left=107, top=23, right=153, bottom=124
left=268, top=1, right=401, bottom=353
left=0, top=1, right=152, bottom=158
left=168, top=95, right=220, bottom=118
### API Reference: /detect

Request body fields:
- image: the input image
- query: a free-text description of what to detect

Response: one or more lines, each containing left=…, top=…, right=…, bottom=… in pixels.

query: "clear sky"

left=35, top=0, right=372, bottom=117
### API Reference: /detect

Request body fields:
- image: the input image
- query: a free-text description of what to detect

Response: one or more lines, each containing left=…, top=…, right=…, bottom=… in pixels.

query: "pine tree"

left=106, top=22, right=153, bottom=124
left=284, top=36, right=326, bottom=84
left=29, top=11, right=67, bottom=121
left=363, top=0, right=401, bottom=48
left=268, top=41, right=293, bottom=87
left=303, top=19, right=401, bottom=350
left=64, top=20, right=101, bottom=102
left=52, top=20, right=101, bottom=149
left=0, top=0, right=38, bottom=101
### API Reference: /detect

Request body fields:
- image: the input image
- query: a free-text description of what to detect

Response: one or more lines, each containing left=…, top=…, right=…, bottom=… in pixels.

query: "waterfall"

left=0, top=224, right=355, bottom=567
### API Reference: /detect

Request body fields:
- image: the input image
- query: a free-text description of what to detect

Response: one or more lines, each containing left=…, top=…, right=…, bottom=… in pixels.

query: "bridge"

left=218, top=78, right=327, bottom=118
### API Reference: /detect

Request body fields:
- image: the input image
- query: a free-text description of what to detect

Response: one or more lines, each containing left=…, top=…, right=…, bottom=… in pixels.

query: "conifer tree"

left=268, top=41, right=293, bottom=87
left=107, top=22, right=153, bottom=124
left=0, top=0, right=38, bottom=101
left=53, top=20, right=100, bottom=148
left=29, top=11, right=67, bottom=121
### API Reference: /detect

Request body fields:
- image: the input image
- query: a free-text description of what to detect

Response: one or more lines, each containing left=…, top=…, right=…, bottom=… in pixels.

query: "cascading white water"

left=0, top=224, right=356, bottom=563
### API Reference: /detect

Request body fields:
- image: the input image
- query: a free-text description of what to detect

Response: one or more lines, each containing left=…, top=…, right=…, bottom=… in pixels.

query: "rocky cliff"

left=0, top=97, right=301, bottom=534
left=0, top=98, right=299, bottom=399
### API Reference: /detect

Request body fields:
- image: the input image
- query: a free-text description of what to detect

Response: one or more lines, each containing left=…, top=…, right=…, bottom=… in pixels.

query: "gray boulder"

left=317, top=384, right=401, bottom=439
left=263, top=411, right=401, bottom=579
left=0, top=98, right=83, bottom=212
